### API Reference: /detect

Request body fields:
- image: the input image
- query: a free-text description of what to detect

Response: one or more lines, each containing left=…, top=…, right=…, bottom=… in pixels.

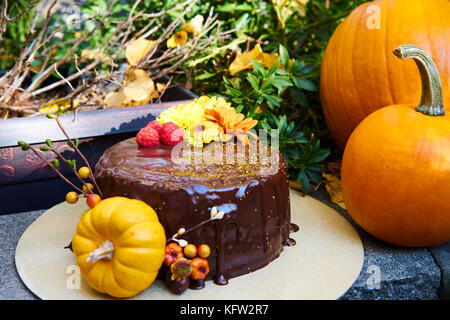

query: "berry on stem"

left=66, top=191, right=78, bottom=204
left=78, top=166, right=90, bottom=179
left=183, top=244, right=197, bottom=259
left=86, top=194, right=101, bottom=208
left=82, top=182, right=94, bottom=194
left=197, top=244, right=211, bottom=258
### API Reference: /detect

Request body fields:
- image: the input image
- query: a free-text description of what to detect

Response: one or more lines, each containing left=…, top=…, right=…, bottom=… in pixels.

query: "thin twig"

left=54, top=117, right=104, bottom=198
left=27, top=145, right=85, bottom=195
left=50, top=148, right=93, bottom=195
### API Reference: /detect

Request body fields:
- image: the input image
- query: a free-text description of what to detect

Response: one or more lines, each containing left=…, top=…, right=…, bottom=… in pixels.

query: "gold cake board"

left=15, top=189, right=364, bottom=300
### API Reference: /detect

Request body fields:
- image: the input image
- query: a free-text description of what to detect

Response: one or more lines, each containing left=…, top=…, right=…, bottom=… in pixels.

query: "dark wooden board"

left=0, top=84, right=197, bottom=214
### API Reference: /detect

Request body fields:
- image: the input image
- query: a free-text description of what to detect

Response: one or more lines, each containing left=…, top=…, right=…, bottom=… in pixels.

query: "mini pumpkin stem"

left=86, top=240, right=114, bottom=263
left=393, top=45, right=445, bottom=117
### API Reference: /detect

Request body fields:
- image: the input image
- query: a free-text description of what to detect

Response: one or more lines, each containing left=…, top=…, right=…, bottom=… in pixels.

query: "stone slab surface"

left=0, top=189, right=447, bottom=300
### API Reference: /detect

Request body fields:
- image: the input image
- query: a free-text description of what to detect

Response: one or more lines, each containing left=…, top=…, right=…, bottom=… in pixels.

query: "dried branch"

left=0, top=0, right=39, bottom=40
left=1, top=0, right=236, bottom=118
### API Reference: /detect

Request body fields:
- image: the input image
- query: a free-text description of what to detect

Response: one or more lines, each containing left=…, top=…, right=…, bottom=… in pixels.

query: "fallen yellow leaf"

left=229, top=44, right=263, bottom=75
left=81, top=48, right=115, bottom=66
left=182, top=15, right=204, bottom=36
left=39, top=98, right=70, bottom=114
left=322, top=173, right=346, bottom=209
left=104, top=91, right=126, bottom=108
left=229, top=44, right=281, bottom=75
left=126, top=38, right=156, bottom=67
left=156, top=82, right=167, bottom=93
left=104, top=69, right=157, bottom=108
left=272, top=0, right=309, bottom=17
left=291, top=0, right=309, bottom=17
left=261, top=52, right=281, bottom=69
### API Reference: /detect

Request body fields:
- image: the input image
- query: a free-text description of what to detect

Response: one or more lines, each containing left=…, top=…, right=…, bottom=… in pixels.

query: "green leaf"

left=306, top=170, right=322, bottom=184
left=235, top=104, right=244, bottom=113
left=296, top=170, right=309, bottom=194
left=268, top=57, right=281, bottom=76
left=225, top=85, right=243, bottom=97
left=299, top=64, right=315, bottom=76
left=17, top=141, right=29, bottom=151
left=307, top=149, right=331, bottom=164
left=262, top=94, right=281, bottom=109
left=290, top=88, right=309, bottom=108
left=52, top=159, right=60, bottom=169
left=57, top=105, right=65, bottom=116
left=279, top=44, right=290, bottom=69
left=217, top=3, right=253, bottom=12
left=292, top=76, right=317, bottom=91
left=271, top=76, right=292, bottom=94
left=246, top=73, right=260, bottom=91
left=45, top=139, right=53, bottom=148
left=39, top=146, right=51, bottom=152
left=195, top=72, right=218, bottom=81
left=275, top=68, right=289, bottom=76
left=46, top=113, right=56, bottom=119
left=66, top=159, right=77, bottom=169
left=251, top=60, right=266, bottom=77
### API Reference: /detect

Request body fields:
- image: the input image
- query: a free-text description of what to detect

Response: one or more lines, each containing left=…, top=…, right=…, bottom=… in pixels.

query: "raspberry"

left=146, top=120, right=163, bottom=134
left=160, top=122, right=184, bottom=146
left=136, top=126, right=159, bottom=147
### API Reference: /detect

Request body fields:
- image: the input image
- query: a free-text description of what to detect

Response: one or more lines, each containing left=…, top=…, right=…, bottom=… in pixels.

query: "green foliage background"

left=2, top=0, right=371, bottom=193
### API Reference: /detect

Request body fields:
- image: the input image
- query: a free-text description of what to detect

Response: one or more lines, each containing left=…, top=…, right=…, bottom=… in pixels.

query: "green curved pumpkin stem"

left=393, top=45, right=445, bottom=116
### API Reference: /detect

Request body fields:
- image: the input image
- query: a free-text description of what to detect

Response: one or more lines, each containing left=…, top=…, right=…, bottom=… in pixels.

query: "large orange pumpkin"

left=341, top=45, right=450, bottom=247
left=320, top=0, right=450, bottom=150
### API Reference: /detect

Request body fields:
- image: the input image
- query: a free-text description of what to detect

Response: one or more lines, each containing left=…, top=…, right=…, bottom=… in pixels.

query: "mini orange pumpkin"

left=71, top=197, right=166, bottom=298
left=341, top=45, right=450, bottom=247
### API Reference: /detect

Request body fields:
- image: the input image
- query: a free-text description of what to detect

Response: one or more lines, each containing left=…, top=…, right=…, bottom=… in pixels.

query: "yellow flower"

left=182, top=15, right=204, bottom=36
left=229, top=44, right=280, bottom=75
left=167, top=30, right=188, bottom=49
left=157, top=96, right=232, bottom=146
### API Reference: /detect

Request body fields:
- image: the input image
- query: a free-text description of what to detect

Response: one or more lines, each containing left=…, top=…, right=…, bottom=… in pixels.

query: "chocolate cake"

left=94, top=137, right=292, bottom=285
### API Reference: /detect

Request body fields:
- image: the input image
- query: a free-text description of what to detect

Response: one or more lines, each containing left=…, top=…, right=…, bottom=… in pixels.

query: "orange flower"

left=204, top=105, right=258, bottom=144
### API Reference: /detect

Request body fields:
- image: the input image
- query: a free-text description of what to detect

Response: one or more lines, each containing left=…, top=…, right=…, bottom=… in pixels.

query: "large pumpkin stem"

left=86, top=240, right=114, bottom=263
left=393, top=45, right=445, bottom=116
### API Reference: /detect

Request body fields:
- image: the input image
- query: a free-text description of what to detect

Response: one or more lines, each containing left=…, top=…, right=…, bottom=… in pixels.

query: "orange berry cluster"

left=65, top=166, right=101, bottom=208
left=164, top=241, right=211, bottom=293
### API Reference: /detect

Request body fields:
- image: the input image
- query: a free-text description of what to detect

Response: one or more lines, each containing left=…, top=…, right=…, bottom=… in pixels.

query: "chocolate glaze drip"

left=95, top=138, right=291, bottom=284
left=290, top=223, right=300, bottom=233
